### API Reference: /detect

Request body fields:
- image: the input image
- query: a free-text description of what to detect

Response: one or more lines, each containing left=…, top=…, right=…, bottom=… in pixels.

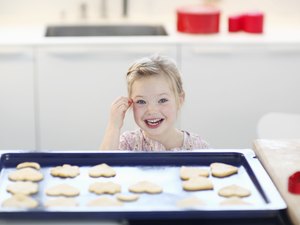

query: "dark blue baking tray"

left=0, top=150, right=286, bottom=220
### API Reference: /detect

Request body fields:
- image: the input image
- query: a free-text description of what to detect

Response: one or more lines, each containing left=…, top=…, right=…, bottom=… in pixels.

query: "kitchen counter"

left=0, top=23, right=300, bottom=46
left=253, top=139, right=300, bottom=225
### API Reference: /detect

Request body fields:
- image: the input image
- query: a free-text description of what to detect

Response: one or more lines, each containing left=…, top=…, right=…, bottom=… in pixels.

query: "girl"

left=100, top=55, right=209, bottom=151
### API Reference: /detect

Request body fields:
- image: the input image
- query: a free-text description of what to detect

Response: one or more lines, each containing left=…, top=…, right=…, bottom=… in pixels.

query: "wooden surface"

left=253, top=139, right=300, bottom=225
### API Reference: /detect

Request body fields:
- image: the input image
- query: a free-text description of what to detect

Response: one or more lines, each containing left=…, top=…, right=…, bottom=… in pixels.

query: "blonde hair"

left=126, top=55, right=184, bottom=105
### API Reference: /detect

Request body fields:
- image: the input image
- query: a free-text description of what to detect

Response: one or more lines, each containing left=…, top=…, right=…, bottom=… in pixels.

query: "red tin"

left=177, top=5, right=220, bottom=34
left=228, top=11, right=264, bottom=34
left=288, top=171, right=300, bottom=194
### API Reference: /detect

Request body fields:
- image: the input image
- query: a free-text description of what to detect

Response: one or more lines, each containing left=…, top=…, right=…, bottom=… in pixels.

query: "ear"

left=178, top=91, right=185, bottom=107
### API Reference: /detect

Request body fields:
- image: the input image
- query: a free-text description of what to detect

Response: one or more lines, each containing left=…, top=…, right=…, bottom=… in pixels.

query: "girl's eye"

left=136, top=99, right=146, bottom=104
left=159, top=98, right=168, bottom=103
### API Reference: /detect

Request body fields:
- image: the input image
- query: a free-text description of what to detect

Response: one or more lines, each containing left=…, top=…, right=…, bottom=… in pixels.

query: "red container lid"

left=177, top=5, right=220, bottom=34
left=288, top=171, right=300, bottom=194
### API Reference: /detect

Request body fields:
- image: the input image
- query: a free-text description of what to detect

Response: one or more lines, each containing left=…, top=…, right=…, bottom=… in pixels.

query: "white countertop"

left=0, top=22, right=300, bottom=46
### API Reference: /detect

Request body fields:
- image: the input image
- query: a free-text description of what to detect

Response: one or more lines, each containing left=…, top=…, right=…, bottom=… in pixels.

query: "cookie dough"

left=182, top=176, right=213, bottom=191
left=46, top=184, right=80, bottom=197
left=87, top=197, right=123, bottom=207
left=210, top=162, right=238, bottom=178
left=2, top=194, right=38, bottom=208
left=44, top=197, right=78, bottom=207
left=218, top=184, right=251, bottom=198
left=116, top=193, right=139, bottom=202
left=128, top=181, right=163, bottom=194
left=89, top=181, right=121, bottom=195
left=177, top=197, right=205, bottom=208
left=89, top=163, right=116, bottom=178
left=17, top=162, right=40, bottom=170
left=8, top=168, right=43, bottom=182
left=6, top=181, right=38, bottom=195
left=180, top=166, right=209, bottom=180
left=50, top=164, right=80, bottom=178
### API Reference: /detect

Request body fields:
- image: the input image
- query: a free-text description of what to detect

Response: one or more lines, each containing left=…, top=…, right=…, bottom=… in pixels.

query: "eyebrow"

left=133, top=93, right=170, bottom=98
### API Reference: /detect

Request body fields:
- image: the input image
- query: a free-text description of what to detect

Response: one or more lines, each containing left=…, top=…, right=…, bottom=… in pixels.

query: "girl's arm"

left=100, top=96, right=132, bottom=150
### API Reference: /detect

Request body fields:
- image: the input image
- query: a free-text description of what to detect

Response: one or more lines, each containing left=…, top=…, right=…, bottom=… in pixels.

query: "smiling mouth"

left=145, top=119, right=164, bottom=128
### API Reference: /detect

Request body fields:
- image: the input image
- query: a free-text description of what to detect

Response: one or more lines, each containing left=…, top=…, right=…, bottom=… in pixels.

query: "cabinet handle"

left=190, top=46, right=232, bottom=55
left=266, top=46, right=300, bottom=55
left=41, top=46, right=176, bottom=60
left=0, top=52, right=33, bottom=60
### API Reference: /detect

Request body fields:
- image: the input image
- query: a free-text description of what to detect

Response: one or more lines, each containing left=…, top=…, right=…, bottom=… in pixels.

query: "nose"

left=146, top=102, right=158, bottom=113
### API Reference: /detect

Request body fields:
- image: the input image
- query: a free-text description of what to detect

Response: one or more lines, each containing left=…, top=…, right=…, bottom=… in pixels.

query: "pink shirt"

left=119, top=129, right=209, bottom=151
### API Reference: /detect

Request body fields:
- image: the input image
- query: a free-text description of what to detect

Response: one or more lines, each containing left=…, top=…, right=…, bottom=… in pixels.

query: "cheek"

left=133, top=105, right=143, bottom=118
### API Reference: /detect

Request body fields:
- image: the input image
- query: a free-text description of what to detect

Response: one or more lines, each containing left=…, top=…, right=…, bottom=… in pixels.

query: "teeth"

left=147, top=119, right=160, bottom=123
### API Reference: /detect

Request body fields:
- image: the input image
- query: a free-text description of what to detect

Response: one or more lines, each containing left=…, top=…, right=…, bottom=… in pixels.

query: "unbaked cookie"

left=218, top=184, right=251, bottom=198
left=177, top=196, right=205, bottom=208
left=2, top=194, right=38, bottom=208
left=44, top=197, right=78, bottom=207
left=180, top=166, right=209, bottom=180
left=46, top=184, right=80, bottom=197
left=182, top=176, right=213, bottom=191
left=17, top=162, right=40, bottom=170
left=50, top=164, right=80, bottom=178
left=210, top=162, right=238, bottom=178
left=6, top=181, right=38, bottom=195
left=89, top=182, right=121, bottom=195
left=87, top=197, right=123, bottom=207
left=8, top=168, right=43, bottom=182
left=116, top=193, right=139, bottom=202
left=89, top=163, right=116, bottom=178
left=128, top=181, right=163, bottom=194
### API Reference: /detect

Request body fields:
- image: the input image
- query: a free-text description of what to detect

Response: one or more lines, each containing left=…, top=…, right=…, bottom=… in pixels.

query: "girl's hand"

left=108, top=96, right=132, bottom=129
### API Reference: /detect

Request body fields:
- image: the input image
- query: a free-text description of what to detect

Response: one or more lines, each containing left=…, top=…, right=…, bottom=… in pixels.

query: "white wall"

left=0, top=0, right=299, bottom=25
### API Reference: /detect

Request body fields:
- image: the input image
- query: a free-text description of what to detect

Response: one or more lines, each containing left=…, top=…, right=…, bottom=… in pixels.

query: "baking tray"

left=0, top=149, right=286, bottom=220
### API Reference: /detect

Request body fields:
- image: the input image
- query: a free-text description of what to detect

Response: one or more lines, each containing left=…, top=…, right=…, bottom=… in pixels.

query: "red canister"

left=288, top=171, right=300, bottom=194
left=228, top=11, right=264, bottom=33
left=177, top=5, right=220, bottom=34
left=243, top=11, right=264, bottom=33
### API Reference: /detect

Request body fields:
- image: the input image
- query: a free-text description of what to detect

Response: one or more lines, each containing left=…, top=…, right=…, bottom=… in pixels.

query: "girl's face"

left=131, top=75, right=182, bottom=139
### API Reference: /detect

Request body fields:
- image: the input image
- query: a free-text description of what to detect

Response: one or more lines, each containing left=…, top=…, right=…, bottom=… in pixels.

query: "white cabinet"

left=180, top=44, right=300, bottom=148
left=37, top=44, right=177, bottom=150
left=0, top=47, right=36, bottom=150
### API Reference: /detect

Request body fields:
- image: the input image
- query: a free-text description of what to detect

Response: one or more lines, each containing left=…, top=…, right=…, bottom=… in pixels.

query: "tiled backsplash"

left=0, top=0, right=299, bottom=25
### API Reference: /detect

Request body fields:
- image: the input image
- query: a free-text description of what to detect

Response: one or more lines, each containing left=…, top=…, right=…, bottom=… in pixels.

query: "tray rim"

left=0, top=149, right=287, bottom=219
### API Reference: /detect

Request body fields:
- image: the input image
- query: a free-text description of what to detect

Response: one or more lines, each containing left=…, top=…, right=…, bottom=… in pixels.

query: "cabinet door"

left=37, top=44, right=177, bottom=150
left=0, top=47, right=35, bottom=149
left=181, top=44, right=300, bottom=148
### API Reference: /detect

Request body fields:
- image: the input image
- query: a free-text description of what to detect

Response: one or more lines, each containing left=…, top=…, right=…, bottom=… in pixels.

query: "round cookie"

left=7, top=181, right=38, bottom=195
left=8, top=168, right=43, bottom=182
